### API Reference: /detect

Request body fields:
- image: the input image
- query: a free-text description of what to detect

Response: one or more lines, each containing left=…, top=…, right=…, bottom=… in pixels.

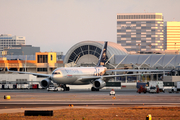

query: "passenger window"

left=52, top=72, right=60, bottom=74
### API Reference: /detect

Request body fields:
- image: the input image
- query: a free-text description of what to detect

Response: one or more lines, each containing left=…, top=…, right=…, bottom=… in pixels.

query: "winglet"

left=96, top=41, right=108, bottom=67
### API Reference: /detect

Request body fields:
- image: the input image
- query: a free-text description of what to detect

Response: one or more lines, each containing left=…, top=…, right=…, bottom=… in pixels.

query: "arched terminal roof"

left=64, top=41, right=128, bottom=64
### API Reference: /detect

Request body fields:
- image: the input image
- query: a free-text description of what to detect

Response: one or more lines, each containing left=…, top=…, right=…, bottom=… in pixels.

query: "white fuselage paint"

left=52, top=67, right=107, bottom=85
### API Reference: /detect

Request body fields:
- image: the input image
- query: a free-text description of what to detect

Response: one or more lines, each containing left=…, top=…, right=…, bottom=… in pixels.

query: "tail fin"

left=96, top=41, right=108, bottom=67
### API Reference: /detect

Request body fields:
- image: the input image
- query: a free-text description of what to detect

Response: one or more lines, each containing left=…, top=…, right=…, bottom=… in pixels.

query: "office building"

left=0, top=52, right=57, bottom=74
left=4, top=45, right=40, bottom=55
left=117, top=13, right=164, bottom=52
left=164, top=21, right=180, bottom=51
left=0, top=34, right=25, bottom=54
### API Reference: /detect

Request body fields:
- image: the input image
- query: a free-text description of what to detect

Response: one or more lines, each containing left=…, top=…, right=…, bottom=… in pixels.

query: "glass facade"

left=117, top=13, right=164, bottom=52
left=68, top=45, right=108, bottom=63
left=164, top=21, right=180, bottom=50
left=0, top=34, right=25, bottom=53
left=37, top=55, right=48, bottom=63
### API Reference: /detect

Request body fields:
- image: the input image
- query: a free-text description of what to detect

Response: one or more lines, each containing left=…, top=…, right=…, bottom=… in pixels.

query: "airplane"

left=6, top=41, right=170, bottom=91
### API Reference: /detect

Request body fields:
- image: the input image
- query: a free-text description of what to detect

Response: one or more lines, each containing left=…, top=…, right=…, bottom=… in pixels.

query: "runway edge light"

left=4, top=95, right=11, bottom=100
left=146, top=114, right=152, bottom=120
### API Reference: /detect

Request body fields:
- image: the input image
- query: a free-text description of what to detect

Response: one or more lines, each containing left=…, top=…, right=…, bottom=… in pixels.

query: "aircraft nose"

left=51, top=73, right=62, bottom=82
left=51, top=74, right=57, bottom=80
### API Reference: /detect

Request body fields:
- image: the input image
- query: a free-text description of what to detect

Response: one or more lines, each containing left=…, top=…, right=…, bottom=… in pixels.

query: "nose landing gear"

left=60, top=84, right=70, bottom=91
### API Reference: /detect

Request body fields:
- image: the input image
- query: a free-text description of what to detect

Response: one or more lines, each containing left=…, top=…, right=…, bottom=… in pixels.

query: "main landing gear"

left=60, top=84, right=70, bottom=91
left=91, top=87, right=99, bottom=91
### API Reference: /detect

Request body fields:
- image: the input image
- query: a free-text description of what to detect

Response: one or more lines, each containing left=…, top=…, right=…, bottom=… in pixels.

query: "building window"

left=37, top=68, right=47, bottom=72
left=51, top=55, right=53, bottom=61
left=67, top=45, right=108, bottom=63
left=37, top=55, right=48, bottom=63
left=16, top=79, right=28, bottom=84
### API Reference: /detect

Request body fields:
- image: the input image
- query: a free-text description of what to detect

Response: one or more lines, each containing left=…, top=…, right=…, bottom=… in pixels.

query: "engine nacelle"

left=40, top=78, right=51, bottom=88
left=93, top=79, right=106, bottom=89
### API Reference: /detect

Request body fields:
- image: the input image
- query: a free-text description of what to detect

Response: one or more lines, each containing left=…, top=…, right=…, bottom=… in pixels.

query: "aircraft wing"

left=6, top=68, right=51, bottom=77
left=78, top=73, right=159, bottom=83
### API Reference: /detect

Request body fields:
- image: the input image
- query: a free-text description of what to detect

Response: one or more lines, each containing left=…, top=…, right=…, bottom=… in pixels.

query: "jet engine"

left=40, top=78, right=51, bottom=88
left=93, top=79, right=106, bottom=89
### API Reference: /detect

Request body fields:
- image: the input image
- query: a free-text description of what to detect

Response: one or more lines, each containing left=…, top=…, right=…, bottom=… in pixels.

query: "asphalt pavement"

left=0, top=89, right=180, bottom=113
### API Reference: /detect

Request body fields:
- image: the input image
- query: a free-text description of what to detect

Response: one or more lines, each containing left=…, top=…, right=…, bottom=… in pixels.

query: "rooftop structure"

left=4, top=45, right=40, bottom=55
left=63, top=41, right=128, bottom=66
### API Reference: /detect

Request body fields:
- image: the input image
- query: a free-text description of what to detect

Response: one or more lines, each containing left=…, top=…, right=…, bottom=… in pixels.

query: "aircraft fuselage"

left=52, top=67, right=107, bottom=85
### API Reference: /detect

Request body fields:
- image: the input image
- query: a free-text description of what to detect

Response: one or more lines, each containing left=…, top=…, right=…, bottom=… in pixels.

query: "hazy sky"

left=1, top=0, right=180, bottom=54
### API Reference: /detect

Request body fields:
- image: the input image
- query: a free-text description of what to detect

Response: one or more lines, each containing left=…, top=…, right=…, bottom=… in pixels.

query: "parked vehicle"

left=147, top=81, right=164, bottom=92
left=47, top=85, right=62, bottom=91
left=17, top=84, right=29, bottom=89
left=136, top=82, right=147, bottom=89
left=32, top=84, right=38, bottom=89
left=170, top=81, right=180, bottom=93
left=4, top=84, right=13, bottom=89
left=109, top=89, right=115, bottom=96
left=137, top=85, right=147, bottom=94
left=149, top=86, right=159, bottom=93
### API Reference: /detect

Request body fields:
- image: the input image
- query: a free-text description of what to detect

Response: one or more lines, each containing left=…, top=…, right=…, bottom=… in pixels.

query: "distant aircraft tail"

left=96, top=41, right=108, bottom=67
left=5, top=67, right=9, bottom=72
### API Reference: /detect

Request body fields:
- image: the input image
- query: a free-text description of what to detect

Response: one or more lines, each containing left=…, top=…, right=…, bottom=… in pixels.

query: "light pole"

left=11, top=53, right=13, bottom=60
left=148, top=44, right=152, bottom=51
left=138, top=43, right=141, bottom=54
left=22, top=51, right=24, bottom=71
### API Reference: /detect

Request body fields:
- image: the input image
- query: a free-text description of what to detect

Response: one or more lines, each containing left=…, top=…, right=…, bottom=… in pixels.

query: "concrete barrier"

left=24, top=110, right=53, bottom=116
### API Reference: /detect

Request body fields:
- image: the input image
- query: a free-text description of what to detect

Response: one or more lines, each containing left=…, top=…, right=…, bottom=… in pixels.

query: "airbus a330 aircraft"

left=6, top=41, right=169, bottom=91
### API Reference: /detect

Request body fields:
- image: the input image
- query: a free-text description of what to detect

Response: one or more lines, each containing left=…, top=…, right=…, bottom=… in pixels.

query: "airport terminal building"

left=64, top=41, right=128, bottom=66
left=63, top=41, right=180, bottom=70
left=0, top=40, right=180, bottom=71
left=1, top=40, right=180, bottom=89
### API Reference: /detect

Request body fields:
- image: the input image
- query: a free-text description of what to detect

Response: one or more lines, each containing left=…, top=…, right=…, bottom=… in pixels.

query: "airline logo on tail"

left=96, top=41, right=107, bottom=67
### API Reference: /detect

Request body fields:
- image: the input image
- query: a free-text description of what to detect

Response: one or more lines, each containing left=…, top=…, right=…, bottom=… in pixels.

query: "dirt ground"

left=0, top=107, right=180, bottom=120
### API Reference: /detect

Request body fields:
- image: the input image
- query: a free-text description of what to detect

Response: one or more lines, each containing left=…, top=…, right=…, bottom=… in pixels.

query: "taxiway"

left=0, top=89, right=180, bottom=113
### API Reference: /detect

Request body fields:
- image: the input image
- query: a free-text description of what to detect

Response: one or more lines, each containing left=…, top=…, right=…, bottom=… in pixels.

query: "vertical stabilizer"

left=96, top=41, right=108, bottom=67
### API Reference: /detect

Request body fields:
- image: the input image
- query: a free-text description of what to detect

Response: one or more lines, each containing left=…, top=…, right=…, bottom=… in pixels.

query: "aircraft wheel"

left=91, top=87, right=95, bottom=91
left=63, top=88, right=66, bottom=91
left=63, top=87, right=70, bottom=91
left=66, top=87, right=70, bottom=91
left=91, top=87, right=99, bottom=91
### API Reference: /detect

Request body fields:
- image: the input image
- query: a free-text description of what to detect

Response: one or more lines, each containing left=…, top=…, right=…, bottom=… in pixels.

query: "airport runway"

left=0, top=89, right=180, bottom=113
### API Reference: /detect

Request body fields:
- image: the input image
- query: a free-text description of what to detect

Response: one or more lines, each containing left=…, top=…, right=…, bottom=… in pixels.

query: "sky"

left=0, top=0, right=180, bottom=54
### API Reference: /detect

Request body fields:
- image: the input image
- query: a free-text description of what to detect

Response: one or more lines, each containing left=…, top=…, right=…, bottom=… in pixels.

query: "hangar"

left=63, top=41, right=128, bottom=66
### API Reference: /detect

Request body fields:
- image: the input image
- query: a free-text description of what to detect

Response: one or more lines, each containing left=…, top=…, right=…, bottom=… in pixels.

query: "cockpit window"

left=52, top=72, right=61, bottom=74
